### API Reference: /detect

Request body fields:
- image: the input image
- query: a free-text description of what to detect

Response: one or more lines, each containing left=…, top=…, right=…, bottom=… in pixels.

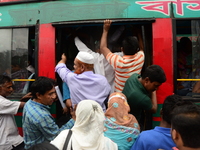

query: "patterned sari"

left=104, top=92, right=140, bottom=150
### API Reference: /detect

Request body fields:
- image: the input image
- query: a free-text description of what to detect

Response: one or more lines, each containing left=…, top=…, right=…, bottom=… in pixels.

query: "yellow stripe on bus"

left=12, top=79, right=35, bottom=81
left=177, top=79, right=200, bottom=81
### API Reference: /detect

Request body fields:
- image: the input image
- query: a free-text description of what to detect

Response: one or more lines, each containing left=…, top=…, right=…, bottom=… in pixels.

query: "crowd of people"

left=1, top=19, right=200, bottom=150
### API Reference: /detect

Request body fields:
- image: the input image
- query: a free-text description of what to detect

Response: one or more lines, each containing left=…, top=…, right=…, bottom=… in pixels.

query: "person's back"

left=104, top=92, right=140, bottom=150
left=51, top=100, right=118, bottom=150
left=55, top=52, right=111, bottom=112
left=131, top=94, right=182, bottom=150
left=75, top=36, right=123, bottom=93
left=171, top=102, right=200, bottom=150
left=100, top=20, right=145, bottom=92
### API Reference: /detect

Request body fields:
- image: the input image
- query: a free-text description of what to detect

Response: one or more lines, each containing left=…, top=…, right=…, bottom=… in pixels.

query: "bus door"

left=53, top=19, right=155, bottom=129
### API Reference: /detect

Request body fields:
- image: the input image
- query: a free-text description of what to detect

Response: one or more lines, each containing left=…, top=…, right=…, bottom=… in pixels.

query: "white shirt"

left=0, top=95, right=23, bottom=150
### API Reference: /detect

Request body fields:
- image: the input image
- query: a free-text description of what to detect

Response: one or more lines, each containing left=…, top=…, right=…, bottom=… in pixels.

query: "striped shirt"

left=106, top=50, right=144, bottom=92
left=23, top=100, right=74, bottom=149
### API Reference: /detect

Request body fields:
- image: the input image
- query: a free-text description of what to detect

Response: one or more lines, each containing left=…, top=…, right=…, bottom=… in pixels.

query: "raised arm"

left=55, top=53, right=72, bottom=84
left=100, top=20, right=112, bottom=57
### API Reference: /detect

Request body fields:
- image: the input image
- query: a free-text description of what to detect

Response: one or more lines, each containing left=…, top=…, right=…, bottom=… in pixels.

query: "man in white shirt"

left=0, top=75, right=25, bottom=150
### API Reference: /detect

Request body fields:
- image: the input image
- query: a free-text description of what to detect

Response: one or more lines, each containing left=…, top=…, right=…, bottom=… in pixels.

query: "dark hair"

left=0, top=75, right=12, bottom=85
left=162, top=94, right=183, bottom=124
left=142, top=65, right=166, bottom=83
left=28, top=141, right=58, bottom=150
left=171, top=103, right=200, bottom=148
left=180, top=37, right=192, bottom=48
left=122, top=36, right=139, bottom=55
left=30, top=76, right=56, bottom=99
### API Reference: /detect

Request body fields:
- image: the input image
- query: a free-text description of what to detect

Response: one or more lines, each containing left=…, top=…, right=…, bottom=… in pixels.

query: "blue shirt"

left=62, top=82, right=70, bottom=101
left=55, top=63, right=111, bottom=112
left=22, top=100, right=74, bottom=149
left=131, top=126, right=176, bottom=150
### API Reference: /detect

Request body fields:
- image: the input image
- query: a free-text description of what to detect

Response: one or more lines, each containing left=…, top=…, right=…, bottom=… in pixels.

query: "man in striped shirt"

left=100, top=19, right=145, bottom=92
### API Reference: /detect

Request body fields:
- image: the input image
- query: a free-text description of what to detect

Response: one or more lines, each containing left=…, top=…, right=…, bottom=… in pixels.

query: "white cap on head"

left=76, top=52, right=94, bottom=64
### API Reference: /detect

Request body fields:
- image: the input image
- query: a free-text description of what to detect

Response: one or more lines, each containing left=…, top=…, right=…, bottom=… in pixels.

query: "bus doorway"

left=53, top=19, right=154, bottom=130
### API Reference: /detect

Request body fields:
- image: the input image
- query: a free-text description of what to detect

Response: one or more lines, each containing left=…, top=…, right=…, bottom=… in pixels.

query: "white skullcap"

left=76, top=52, right=94, bottom=64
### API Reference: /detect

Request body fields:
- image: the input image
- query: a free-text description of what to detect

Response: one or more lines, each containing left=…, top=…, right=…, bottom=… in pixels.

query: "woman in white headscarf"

left=51, top=100, right=118, bottom=150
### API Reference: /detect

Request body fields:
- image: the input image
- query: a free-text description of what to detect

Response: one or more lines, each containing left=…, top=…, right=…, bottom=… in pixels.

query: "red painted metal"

left=38, top=23, right=56, bottom=79
left=18, top=127, right=23, bottom=136
left=152, top=18, right=174, bottom=105
left=152, top=117, right=161, bottom=122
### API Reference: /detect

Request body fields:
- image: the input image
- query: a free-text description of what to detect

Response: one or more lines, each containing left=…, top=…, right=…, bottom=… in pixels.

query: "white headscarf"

left=72, top=100, right=116, bottom=150
left=51, top=100, right=117, bottom=150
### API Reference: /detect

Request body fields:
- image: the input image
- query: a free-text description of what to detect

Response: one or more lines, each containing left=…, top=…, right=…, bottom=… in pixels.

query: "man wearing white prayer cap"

left=55, top=52, right=111, bottom=112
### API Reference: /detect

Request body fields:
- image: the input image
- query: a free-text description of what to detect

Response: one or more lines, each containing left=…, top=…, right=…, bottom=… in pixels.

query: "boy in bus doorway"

left=100, top=19, right=145, bottom=92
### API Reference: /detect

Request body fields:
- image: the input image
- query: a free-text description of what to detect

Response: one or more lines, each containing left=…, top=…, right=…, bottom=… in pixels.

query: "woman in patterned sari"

left=104, top=92, right=140, bottom=150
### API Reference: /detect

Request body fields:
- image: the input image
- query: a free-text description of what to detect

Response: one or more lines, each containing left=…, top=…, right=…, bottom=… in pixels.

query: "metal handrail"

left=12, top=79, right=35, bottom=81
left=177, top=79, right=200, bottom=81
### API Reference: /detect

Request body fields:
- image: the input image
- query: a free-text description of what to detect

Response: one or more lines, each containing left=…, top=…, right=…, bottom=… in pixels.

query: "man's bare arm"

left=150, top=91, right=157, bottom=113
left=19, top=102, right=25, bottom=109
left=100, top=20, right=112, bottom=57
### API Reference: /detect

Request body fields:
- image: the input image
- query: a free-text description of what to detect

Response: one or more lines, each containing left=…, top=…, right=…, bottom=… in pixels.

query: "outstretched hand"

left=61, top=53, right=67, bottom=62
left=58, top=53, right=67, bottom=64
left=20, top=92, right=32, bottom=102
left=103, top=19, right=112, bottom=32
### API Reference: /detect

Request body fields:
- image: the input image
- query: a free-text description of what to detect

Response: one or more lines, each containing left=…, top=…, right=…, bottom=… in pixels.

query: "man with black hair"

left=100, top=19, right=144, bottom=92
left=122, top=65, right=166, bottom=125
left=171, top=102, right=200, bottom=150
left=22, top=76, right=75, bottom=149
left=0, top=75, right=25, bottom=150
left=131, top=94, right=182, bottom=150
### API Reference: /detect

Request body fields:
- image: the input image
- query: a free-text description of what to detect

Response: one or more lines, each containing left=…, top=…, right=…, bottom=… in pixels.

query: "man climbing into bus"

left=100, top=19, right=145, bottom=92
left=55, top=52, right=111, bottom=112
left=74, top=24, right=124, bottom=93
left=122, top=65, right=166, bottom=130
left=0, top=75, right=25, bottom=150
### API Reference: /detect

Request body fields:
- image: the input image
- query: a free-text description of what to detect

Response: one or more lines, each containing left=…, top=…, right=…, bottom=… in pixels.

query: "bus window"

left=176, top=20, right=200, bottom=99
left=0, top=29, right=12, bottom=77
left=0, top=27, right=35, bottom=97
